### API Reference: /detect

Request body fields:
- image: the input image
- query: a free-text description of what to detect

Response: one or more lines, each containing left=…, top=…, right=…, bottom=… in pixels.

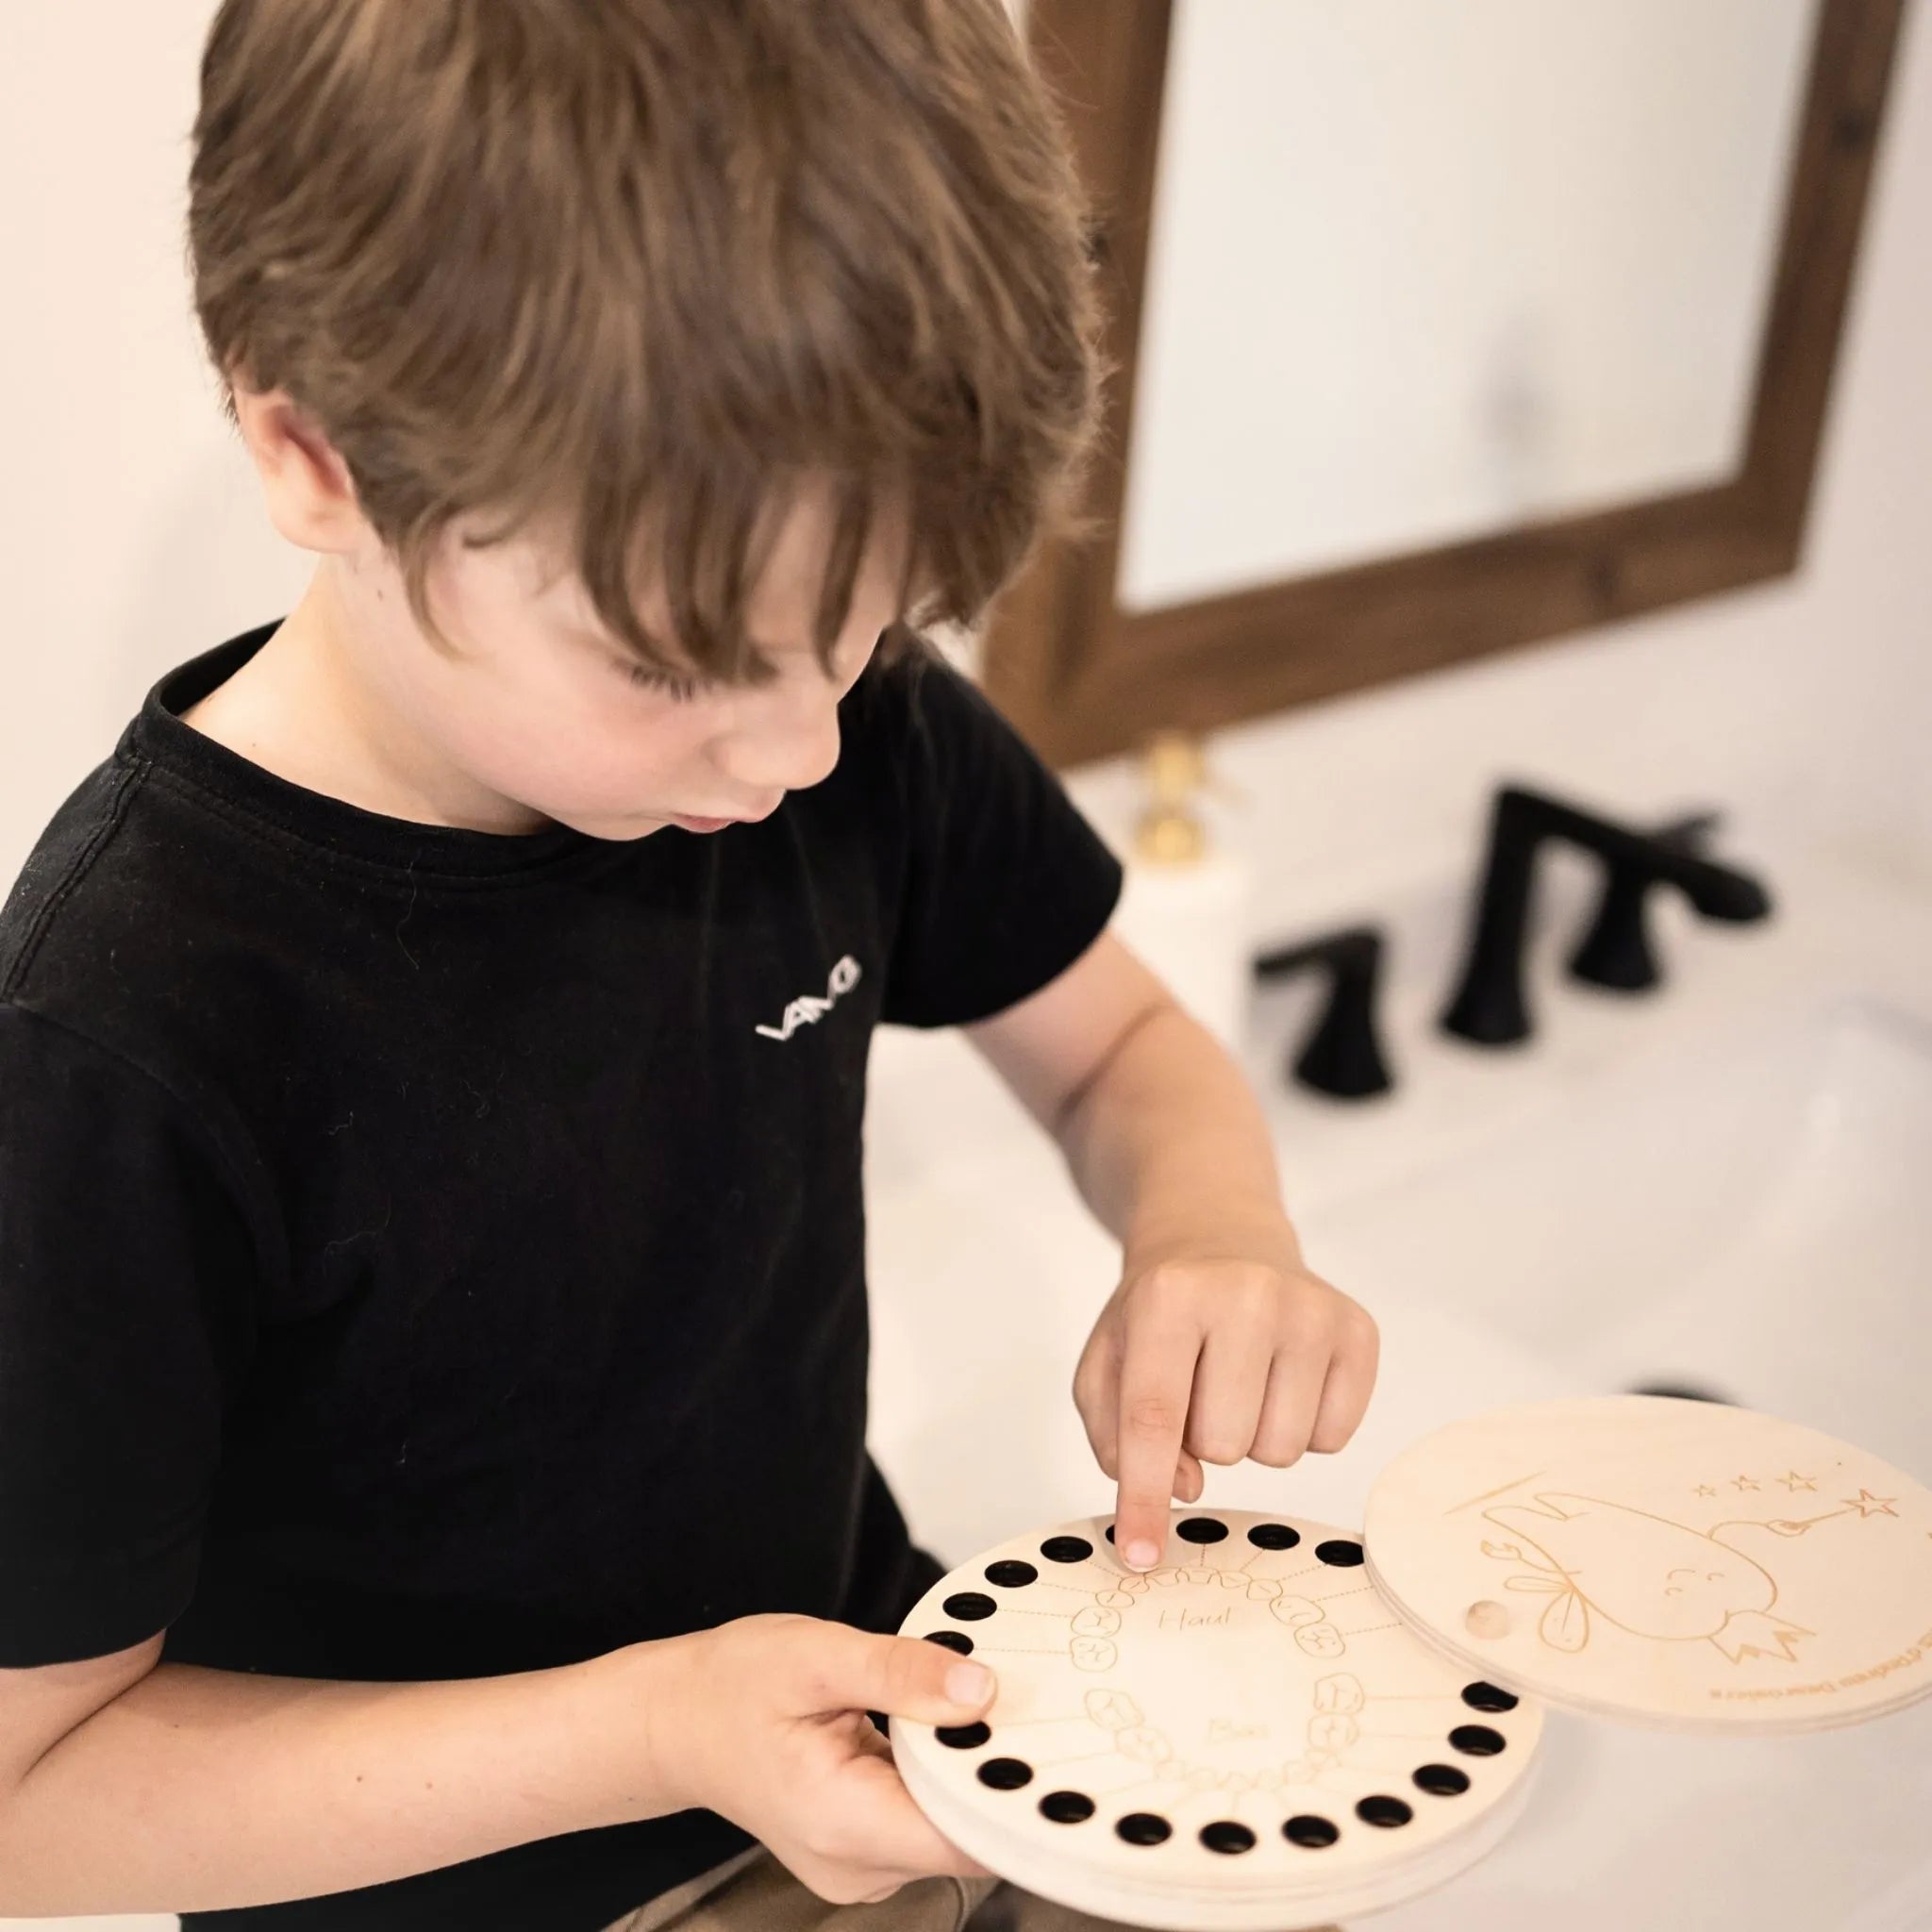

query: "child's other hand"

left=1072, top=1219, right=1379, bottom=1574
left=648, top=1613, right=999, bottom=1905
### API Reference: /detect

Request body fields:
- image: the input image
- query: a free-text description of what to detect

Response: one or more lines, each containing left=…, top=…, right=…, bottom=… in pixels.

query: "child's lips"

left=669, top=798, right=782, bottom=832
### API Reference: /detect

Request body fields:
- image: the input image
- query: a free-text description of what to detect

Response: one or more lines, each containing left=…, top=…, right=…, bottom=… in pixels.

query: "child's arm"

left=0, top=1641, right=676, bottom=1915
left=966, top=930, right=1379, bottom=1574
left=0, top=1610, right=1008, bottom=1915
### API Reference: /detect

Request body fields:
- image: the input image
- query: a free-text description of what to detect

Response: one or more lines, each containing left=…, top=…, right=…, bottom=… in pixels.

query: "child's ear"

left=230, top=382, right=365, bottom=557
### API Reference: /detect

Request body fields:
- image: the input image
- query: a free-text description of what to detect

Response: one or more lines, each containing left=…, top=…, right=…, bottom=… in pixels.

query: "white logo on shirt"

left=757, top=955, right=863, bottom=1041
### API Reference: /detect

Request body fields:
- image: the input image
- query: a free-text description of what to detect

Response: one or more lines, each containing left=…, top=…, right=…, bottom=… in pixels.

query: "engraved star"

left=1841, top=1489, right=1898, bottom=1518
left=1731, top=1474, right=1760, bottom=1491
left=1692, top=1484, right=1719, bottom=1498
left=1777, top=1472, right=1818, bottom=1491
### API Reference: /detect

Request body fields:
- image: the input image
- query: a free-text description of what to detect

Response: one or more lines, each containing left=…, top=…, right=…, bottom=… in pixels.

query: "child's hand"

left=1072, top=1217, right=1378, bottom=1573
left=648, top=1613, right=999, bottom=1906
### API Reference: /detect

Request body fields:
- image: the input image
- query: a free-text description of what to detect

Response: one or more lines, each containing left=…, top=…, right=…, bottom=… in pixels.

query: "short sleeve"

left=0, top=1005, right=258, bottom=1665
left=873, top=653, right=1124, bottom=1028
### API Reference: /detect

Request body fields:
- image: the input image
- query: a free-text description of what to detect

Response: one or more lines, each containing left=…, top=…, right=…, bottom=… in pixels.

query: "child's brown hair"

left=187, top=0, right=1111, bottom=679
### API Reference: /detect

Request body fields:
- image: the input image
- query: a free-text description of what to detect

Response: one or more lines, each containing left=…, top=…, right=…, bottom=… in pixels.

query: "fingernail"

left=946, top=1661, right=992, bottom=1705
left=1125, top=1539, right=1159, bottom=1571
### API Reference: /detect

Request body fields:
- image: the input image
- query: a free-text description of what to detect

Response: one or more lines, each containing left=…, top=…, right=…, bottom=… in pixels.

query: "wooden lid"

left=1363, top=1395, right=1932, bottom=1736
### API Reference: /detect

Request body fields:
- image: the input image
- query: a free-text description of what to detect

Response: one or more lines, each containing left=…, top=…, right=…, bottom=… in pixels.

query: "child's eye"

left=623, top=661, right=706, bottom=703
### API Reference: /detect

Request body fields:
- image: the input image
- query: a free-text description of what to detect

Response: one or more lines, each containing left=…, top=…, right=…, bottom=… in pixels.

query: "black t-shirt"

left=0, top=622, right=1123, bottom=1931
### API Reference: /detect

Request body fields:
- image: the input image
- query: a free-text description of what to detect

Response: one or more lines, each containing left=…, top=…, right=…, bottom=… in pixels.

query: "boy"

left=0, top=2, right=1377, bottom=1928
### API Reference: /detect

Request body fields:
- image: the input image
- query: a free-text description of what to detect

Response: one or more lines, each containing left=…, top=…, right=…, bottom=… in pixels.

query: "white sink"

left=1224, top=841, right=1932, bottom=1932
left=1296, top=994, right=1932, bottom=1478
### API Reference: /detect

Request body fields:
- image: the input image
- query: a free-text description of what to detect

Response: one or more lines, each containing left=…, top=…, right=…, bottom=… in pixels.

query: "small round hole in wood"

left=1465, top=1599, right=1511, bottom=1640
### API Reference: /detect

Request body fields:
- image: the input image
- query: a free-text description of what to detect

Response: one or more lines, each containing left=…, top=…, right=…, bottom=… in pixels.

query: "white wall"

left=3, top=1, right=1928, bottom=904
left=1, top=7, right=312, bottom=883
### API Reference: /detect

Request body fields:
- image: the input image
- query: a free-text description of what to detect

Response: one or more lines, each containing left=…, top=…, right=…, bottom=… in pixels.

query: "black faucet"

left=1441, top=785, right=1773, bottom=1047
left=1254, top=925, right=1393, bottom=1099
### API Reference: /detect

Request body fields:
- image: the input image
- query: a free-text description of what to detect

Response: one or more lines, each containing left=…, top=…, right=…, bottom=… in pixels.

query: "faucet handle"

left=1254, top=925, right=1394, bottom=1100
left=1441, top=785, right=1773, bottom=1048
left=1567, top=811, right=1723, bottom=992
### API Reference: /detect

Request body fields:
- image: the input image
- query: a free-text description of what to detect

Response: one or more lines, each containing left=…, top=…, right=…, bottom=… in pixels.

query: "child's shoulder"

left=0, top=729, right=278, bottom=1104
left=2, top=746, right=159, bottom=1007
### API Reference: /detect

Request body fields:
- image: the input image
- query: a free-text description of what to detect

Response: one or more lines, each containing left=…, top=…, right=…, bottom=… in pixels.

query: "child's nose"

left=718, top=700, right=842, bottom=796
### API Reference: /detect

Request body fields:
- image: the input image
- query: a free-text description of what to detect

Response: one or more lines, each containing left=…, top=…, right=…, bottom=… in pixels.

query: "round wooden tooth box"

left=891, top=1397, right=1932, bottom=1928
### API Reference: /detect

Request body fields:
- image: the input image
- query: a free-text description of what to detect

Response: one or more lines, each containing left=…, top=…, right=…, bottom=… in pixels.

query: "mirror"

left=1119, top=0, right=1816, bottom=604
left=985, top=0, right=1905, bottom=766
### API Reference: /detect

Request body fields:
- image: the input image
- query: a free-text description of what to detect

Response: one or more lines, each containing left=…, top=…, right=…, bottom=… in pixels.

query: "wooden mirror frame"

left=981, top=0, right=1907, bottom=768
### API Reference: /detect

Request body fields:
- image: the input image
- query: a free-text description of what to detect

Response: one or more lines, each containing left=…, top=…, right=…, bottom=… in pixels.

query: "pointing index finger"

left=1112, top=1303, right=1200, bottom=1573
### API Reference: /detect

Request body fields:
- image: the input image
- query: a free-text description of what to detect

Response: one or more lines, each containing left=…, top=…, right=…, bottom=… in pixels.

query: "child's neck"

left=180, top=572, right=550, bottom=836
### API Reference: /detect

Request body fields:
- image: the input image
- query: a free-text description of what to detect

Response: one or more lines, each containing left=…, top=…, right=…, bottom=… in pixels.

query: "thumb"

left=847, top=1628, right=999, bottom=1728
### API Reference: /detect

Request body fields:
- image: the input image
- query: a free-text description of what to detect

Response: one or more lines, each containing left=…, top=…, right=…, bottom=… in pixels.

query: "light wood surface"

left=893, top=1507, right=1544, bottom=1929
left=1364, top=1395, right=1932, bottom=1736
